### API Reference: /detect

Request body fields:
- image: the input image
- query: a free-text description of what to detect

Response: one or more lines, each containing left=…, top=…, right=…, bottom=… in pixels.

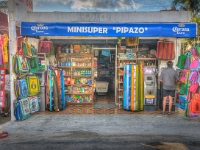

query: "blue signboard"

left=21, top=22, right=197, bottom=38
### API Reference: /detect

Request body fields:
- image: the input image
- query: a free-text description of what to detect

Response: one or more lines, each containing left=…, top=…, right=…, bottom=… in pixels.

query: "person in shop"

left=1, top=69, right=10, bottom=117
left=160, top=61, right=178, bottom=115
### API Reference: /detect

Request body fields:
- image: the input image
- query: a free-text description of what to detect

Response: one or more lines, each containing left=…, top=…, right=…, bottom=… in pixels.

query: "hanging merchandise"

left=28, top=96, right=40, bottom=113
left=46, top=43, right=55, bottom=57
left=46, top=66, right=64, bottom=111
left=59, top=69, right=66, bottom=110
left=123, top=64, right=139, bottom=111
left=125, top=37, right=139, bottom=46
left=176, top=54, right=187, bottom=69
left=196, top=45, right=200, bottom=55
left=2, top=34, right=9, bottom=63
left=12, top=55, right=29, bottom=77
left=0, top=35, right=4, bottom=65
left=31, top=45, right=38, bottom=56
left=190, top=59, right=199, bottom=70
left=26, top=75, right=40, bottom=96
left=184, top=53, right=191, bottom=69
left=14, top=98, right=30, bottom=121
left=189, top=94, right=200, bottom=113
left=14, top=79, right=29, bottom=99
left=0, top=68, right=5, bottom=108
left=156, top=40, right=175, bottom=60
left=38, top=40, right=52, bottom=54
left=52, top=69, right=60, bottom=111
left=22, top=38, right=33, bottom=57
left=190, top=47, right=197, bottom=56
left=27, top=56, right=39, bottom=72
left=139, top=63, right=144, bottom=111
left=131, top=65, right=139, bottom=111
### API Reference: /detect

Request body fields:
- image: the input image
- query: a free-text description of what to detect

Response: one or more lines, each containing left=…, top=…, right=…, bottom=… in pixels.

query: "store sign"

left=21, top=22, right=197, bottom=38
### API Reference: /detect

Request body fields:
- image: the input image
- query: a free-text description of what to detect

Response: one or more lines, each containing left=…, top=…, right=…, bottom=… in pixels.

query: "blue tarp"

left=21, top=22, right=197, bottom=38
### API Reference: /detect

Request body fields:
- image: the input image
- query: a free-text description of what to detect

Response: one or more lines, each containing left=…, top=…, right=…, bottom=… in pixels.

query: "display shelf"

left=64, top=84, right=92, bottom=86
left=65, top=92, right=92, bottom=95
left=58, top=66, right=92, bottom=69
left=64, top=75, right=92, bottom=77
left=57, top=52, right=94, bottom=104
left=66, top=102, right=93, bottom=105
left=57, top=53, right=93, bottom=57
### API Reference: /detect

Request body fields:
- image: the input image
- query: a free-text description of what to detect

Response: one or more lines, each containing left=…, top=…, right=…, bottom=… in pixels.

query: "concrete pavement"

left=0, top=113, right=200, bottom=149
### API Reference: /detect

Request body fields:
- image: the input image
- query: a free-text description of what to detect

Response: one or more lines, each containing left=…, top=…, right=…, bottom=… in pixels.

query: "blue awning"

left=20, top=22, right=197, bottom=38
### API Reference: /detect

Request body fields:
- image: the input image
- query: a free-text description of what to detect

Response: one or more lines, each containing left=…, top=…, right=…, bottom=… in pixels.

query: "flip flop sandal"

left=0, top=132, right=8, bottom=139
left=168, top=112, right=171, bottom=115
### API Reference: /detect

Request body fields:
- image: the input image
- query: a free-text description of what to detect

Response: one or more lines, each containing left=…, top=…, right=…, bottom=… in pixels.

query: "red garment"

left=156, top=41, right=175, bottom=60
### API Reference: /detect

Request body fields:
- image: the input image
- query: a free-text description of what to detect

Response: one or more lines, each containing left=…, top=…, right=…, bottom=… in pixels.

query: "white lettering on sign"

left=18, top=0, right=33, bottom=10
left=172, top=27, right=189, bottom=34
left=31, top=25, right=49, bottom=33
left=67, top=27, right=108, bottom=34
left=113, top=27, right=147, bottom=34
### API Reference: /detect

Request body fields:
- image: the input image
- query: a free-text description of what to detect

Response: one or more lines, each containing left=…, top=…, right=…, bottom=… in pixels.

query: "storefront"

left=5, top=1, right=198, bottom=120
left=7, top=22, right=191, bottom=116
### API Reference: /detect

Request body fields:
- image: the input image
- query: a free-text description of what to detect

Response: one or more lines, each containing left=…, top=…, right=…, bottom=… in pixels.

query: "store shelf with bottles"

left=56, top=51, right=94, bottom=104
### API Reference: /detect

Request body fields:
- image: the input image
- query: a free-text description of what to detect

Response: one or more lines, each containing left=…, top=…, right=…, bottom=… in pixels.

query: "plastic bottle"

left=70, top=44, right=73, bottom=53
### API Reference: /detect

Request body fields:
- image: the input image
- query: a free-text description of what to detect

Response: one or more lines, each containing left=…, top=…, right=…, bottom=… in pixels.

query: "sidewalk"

left=1, top=112, right=200, bottom=142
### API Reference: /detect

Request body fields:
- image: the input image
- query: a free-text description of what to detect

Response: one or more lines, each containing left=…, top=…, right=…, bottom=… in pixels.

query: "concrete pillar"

left=8, top=0, right=17, bottom=121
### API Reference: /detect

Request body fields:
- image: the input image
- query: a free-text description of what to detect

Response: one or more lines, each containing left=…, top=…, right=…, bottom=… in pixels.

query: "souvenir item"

left=27, top=56, right=39, bottom=72
left=13, top=55, right=29, bottom=76
left=38, top=41, right=52, bottom=54
left=28, top=96, right=40, bottom=113
left=123, top=64, right=139, bottom=111
left=176, top=54, right=187, bottom=69
left=14, top=98, right=30, bottom=121
left=27, top=75, right=40, bottom=96
left=14, top=79, right=29, bottom=99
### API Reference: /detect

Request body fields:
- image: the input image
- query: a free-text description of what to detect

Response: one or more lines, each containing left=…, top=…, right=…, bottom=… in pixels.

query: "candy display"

left=65, top=95, right=92, bottom=103
left=65, top=86, right=93, bottom=94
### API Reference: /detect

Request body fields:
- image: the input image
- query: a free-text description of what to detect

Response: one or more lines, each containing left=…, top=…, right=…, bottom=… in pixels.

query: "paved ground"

left=0, top=113, right=200, bottom=149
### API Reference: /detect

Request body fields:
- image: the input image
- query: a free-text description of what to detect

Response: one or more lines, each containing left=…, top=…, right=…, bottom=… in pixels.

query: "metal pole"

left=8, top=0, right=17, bottom=121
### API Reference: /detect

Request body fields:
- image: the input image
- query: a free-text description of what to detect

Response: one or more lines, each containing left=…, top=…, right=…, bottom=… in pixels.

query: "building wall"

left=27, top=11, right=191, bottom=23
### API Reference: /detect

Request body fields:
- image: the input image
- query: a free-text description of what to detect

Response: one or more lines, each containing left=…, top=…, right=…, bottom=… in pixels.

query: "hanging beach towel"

left=27, top=56, right=39, bottom=72
left=31, top=45, right=38, bottom=56
left=14, top=79, right=29, bottom=99
left=28, top=96, right=40, bottom=113
left=22, top=40, right=32, bottom=57
left=27, top=75, right=40, bottom=96
left=12, top=55, right=29, bottom=76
